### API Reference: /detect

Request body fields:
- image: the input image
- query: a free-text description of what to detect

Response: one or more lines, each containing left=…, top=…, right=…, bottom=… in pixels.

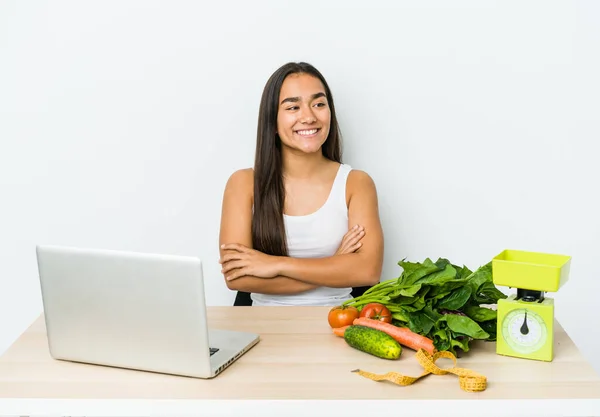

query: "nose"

left=299, top=105, right=316, bottom=124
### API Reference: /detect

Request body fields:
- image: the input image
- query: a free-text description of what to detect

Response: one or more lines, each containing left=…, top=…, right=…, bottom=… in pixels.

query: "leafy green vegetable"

left=472, top=281, right=507, bottom=304
left=467, top=262, right=493, bottom=294
left=479, top=320, right=498, bottom=341
left=399, top=258, right=441, bottom=287
left=407, top=311, right=435, bottom=335
left=342, top=258, right=507, bottom=355
left=463, top=305, right=497, bottom=322
left=439, top=314, right=490, bottom=339
left=432, top=328, right=451, bottom=351
left=437, top=286, right=472, bottom=310
left=451, top=336, right=471, bottom=352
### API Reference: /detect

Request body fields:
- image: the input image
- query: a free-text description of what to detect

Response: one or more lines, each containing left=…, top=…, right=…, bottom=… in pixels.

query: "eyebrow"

left=280, top=92, right=327, bottom=105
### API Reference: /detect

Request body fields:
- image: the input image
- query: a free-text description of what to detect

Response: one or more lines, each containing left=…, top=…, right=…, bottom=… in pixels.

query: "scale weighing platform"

left=492, top=249, right=571, bottom=362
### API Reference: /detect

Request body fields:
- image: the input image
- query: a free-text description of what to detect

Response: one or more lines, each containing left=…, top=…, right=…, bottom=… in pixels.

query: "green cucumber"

left=343, top=325, right=402, bottom=360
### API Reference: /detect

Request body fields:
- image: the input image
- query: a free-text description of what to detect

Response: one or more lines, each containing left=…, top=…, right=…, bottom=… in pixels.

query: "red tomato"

left=359, top=303, right=392, bottom=323
left=327, top=305, right=359, bottom=328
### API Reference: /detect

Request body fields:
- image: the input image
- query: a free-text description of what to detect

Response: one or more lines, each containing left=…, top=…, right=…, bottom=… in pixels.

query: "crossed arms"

left=218, top=168, right=384, bottom=294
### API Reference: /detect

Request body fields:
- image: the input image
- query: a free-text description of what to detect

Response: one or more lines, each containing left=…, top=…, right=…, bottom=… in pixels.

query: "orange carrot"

left=353, top=317, right=436, bottom=355
left=332, top=325, right=350, bottom=337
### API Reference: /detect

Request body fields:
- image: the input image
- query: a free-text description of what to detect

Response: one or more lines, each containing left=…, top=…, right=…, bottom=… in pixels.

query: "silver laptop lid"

left=36, top=245, right=213, bottom=378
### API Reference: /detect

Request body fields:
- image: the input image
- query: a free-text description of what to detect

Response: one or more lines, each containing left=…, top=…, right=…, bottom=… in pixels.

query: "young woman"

left=218, top=62, right=384, bottom=306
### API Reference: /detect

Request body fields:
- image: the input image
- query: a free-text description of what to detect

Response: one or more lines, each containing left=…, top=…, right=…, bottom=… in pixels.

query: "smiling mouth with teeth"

left=295, top=128, right=320, bottom=137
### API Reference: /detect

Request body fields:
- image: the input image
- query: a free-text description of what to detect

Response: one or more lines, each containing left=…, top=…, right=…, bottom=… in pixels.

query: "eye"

left=314, top=102, right=327, bottom=108
left=286, top=106, right=299, bottom=111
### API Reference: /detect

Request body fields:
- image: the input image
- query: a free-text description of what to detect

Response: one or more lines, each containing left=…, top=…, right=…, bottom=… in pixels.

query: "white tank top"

left=251, top=163, right=354, bottom=306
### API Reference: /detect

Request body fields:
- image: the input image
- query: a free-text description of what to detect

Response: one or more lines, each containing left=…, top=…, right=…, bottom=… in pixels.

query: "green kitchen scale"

left=492, top=249, right=571, bottom=362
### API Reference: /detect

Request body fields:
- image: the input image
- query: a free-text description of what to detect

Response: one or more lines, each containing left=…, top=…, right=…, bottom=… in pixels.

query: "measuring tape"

left=351, top=348, right=487, bottom=392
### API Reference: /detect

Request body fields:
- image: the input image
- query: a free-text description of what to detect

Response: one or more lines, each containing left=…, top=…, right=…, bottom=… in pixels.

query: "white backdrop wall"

left=1, top=1, right=599, bottom=373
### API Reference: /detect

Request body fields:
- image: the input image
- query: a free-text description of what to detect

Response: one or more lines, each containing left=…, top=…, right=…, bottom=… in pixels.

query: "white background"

left=1, top=0, right=598, bottom=375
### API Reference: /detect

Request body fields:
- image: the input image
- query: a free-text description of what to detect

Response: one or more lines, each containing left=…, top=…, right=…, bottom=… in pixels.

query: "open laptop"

left=35, top=244, right=260, bottom=379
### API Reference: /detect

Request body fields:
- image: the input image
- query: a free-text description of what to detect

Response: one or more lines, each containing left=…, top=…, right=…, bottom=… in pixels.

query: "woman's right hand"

left=335, top=225, right=365, bottom=255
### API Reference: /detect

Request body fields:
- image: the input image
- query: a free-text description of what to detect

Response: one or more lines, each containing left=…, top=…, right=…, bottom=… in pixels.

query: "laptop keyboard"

left=209, top=347, right=219, bottom=356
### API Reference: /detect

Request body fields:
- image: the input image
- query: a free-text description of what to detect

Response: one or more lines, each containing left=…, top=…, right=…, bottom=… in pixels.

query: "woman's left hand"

left=219, top=243, right=281, bottom=281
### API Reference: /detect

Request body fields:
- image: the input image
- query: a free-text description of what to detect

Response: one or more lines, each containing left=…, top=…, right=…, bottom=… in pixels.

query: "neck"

left=281, top=149, right=328, bottom=180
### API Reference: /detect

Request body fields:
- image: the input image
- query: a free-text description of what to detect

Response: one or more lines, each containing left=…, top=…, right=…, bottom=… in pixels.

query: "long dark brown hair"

left=252, top=62, right=342, bottom=256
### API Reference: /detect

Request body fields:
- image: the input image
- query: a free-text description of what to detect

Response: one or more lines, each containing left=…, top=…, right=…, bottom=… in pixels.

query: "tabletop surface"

left=1, top=306, right=599, bottom=401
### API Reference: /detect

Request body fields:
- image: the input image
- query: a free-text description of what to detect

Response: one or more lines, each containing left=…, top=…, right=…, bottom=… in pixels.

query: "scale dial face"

left=502, top=308, right=548, bottom=354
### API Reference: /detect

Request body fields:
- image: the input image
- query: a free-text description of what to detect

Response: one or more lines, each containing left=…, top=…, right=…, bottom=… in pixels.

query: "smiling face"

left=276, top=73, right=331, bottom=155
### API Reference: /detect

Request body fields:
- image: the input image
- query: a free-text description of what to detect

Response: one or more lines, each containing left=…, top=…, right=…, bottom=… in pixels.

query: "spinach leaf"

left=398, top=258, right=441, bottom=287
left=439, top=314, right=490, bottom=339
left=392, top=313, right=409, bottom=324
left=415, top=264, right=458, bottom=286
left=454, top=265, right=473, bottom=280
left=479, top=320, right=498, bottom=341
left=464, top=305, right=497, bottom=322
left=466, top=262, right=493, bottom=293
left=427, top=281, right=468, bottom=299
left=423, top=305, right=443, bottom=322
left=397, top=259, right=424, bottom=276
left=432, top=328, right=451, bottom=352
left=390, top=284, right=422, bottom=298
left=437, top=286, right=472, bottom=310
left=450, top=336, right=471, bottom=353
left=407, top=308, right=438, bottom=335
left=434, top=258, right=452, bottom=269
left=401, top=298, right=426, bottom=312
left=473, top=281, right=507, bottom=304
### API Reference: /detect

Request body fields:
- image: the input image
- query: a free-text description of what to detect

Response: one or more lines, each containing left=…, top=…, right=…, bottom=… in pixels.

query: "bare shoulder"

left=347, top=169, right=376, bottom=187
left=225, top=168, right=254, bottom=196
left=347, top=169, right=378, bottom=200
